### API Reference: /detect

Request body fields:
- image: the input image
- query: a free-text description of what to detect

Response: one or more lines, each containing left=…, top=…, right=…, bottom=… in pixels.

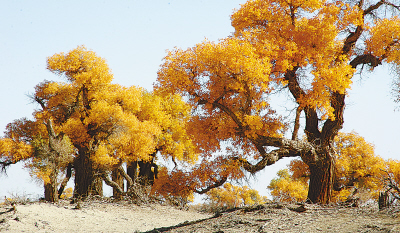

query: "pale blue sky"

left=1, top=1, right=399, bottom=200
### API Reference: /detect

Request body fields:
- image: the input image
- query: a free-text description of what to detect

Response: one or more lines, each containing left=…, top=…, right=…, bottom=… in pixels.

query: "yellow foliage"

left=387, top=159, right=400, bottom=187
left=206, top=182, right=268, bottom=208
left=268, top=169, right=308, bottom=202
left=44, top=47, right=166, bottom=169
left=334, top=132, right=386, bottom=198
left=141, top=92, right=198, bottom=163
left=156, top=36, right=286, bottom=155
left=0, top=138, right=33, bottom=163
left=366, top=17, right=400, bottom=62
left=60, top=187, right=74, bottom=199
left=47, top=45, right=113, bottom=87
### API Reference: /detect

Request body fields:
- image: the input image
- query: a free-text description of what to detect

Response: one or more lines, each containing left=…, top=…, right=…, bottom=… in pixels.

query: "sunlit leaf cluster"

left=206, top=182, right=268, bottom=208
left=268, top=169, right=309, bottom=202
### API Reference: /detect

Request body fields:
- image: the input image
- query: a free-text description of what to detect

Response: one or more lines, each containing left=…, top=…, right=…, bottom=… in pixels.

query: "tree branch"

left=292, top=106, right=303, bottom=140
left=0, top=161, right=14, bottom=173
left=285, top=67, right=321, bottom=141
left=194, top=176, right=228, bottom=194
left=211, top=101, right=246, bottom=133
left=101, top=171, right=124, bottom=194
left=58, top=163, right=73, bottom=198
left=321, top=92, right=345, bottom=146
left=364, top=0, right=385, bottom=15
left=233, top=147, right=304, bottom=174
left=342, top=26, right=363, bottom=55
left=118, top=165, right=134, bottom=189
left=350, top=54, right=382, bottom=69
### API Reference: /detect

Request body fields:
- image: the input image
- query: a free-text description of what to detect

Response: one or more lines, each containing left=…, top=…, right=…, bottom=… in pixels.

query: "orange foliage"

left=156, top=36, right=287, bottom=155
left=151, top=167, right=195, bottom=203
left=151, top=156, right=244, bottom=204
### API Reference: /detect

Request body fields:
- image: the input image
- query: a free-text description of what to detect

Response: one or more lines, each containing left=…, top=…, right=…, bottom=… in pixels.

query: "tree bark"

left=379, top=191, right=390, bottom=210
left=89, top=176, right=103, bottom=196
left=73, top=148, right=102, bottom=199
left=112, top=167, right=124, bottom=198
left=306, top=153, right=335, bottom=204
left=44, top=183, right=57, bottom=202
left=127, top=161, right=138, bottom=189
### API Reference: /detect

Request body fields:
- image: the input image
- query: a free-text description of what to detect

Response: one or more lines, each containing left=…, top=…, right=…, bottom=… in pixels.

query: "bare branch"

left=292, top=106, right=303, bottom=140
left=233, top=148, right=298, bottom=174
left=383, top=2, right=400, bottom=11
left=364, top=0, right=385, bottom=15
left=350, top=54, right=382, bottom=69
left=194, top=176, right=228, bottom=194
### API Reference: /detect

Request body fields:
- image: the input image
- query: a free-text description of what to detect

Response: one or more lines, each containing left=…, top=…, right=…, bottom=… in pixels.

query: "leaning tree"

left=156, top=0, right=400, bottom=203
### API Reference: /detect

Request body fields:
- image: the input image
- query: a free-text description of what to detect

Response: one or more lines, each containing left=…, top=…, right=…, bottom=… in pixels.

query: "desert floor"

left=1, top=199, right=400, bottom=232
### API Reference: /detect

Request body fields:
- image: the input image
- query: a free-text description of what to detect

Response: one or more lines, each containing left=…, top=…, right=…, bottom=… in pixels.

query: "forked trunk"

left=306, top=152, right=335, bottom=204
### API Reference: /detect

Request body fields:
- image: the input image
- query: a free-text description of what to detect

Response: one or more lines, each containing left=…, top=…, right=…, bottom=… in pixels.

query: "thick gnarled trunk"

left=74, top=148, right=102, bottom=199
left=306, top=153, right=335, bottom=204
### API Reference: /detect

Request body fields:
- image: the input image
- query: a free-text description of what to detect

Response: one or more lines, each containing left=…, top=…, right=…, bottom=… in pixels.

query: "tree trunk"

left=44, top=172, right=58, bottom=202
left=90, top=176, right=103, bottom=196
left=127, top=161, right=138, bottom=189
left=306, top=153, right=335, bottom=204
left=73, top=148, right=102, bottom=199
left=138, top=160, right=158, bottom=186
left=58, top=164, right=72, bottom=199
left=112, top=167, right=124, bottom=199
left=379, top=191, right=390, bottom=210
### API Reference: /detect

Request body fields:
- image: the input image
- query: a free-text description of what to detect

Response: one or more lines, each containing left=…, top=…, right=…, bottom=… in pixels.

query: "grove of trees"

left=0, top=46, right=198, bottom=203
left=1, top=0, right=400, bottom=205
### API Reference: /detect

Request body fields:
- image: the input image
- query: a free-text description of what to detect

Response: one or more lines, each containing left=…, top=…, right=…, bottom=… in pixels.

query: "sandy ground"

left=0, top=200, right=211, bottom=232
left=1, top=200, right=400, bottom=233
left=158, top=203, right=400, bottom=233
